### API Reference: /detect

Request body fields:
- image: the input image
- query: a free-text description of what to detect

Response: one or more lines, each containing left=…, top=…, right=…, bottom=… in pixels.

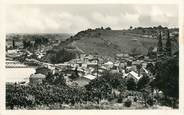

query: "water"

left=6, top=66, right=36, bottom=83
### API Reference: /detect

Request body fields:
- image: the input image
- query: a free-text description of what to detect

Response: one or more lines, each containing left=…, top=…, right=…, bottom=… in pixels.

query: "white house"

left=125, top=71, right=143, bottom=82
left=74, top=74, right=96, bottom=87
left=104, top=61, right=113, bottom=69
left=29, top=73, right=46, bottom=85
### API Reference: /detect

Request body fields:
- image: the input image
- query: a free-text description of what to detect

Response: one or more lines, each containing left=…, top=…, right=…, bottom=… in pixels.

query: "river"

left=6, top=61, right=36, bottom=83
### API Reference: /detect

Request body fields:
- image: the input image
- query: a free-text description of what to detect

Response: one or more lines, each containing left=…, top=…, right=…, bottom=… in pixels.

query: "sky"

left=6, top=4, right=178, bottom=34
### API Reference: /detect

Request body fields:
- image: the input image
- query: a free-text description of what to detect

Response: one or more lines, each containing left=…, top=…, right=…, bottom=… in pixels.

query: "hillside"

left=57, top=30, right=164, bottom=57
left=45, top=28, right=178, bottom=62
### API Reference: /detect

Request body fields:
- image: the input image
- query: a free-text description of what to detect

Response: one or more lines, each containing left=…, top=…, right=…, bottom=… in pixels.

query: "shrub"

left=134, top=97, right=138, bottom=102
left=126, top=78, right=137, bottom=91
left=117, top=98, right=123, bottom=103
left=124, top=99, right=132, bottom=107
left=147, top=97, right=154, bottom=106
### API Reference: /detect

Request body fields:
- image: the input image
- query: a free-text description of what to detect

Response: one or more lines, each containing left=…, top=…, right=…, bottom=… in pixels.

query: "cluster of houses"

left=29, top=52, right=153, bottom=87
left=6, top=36, right=154, bottom=87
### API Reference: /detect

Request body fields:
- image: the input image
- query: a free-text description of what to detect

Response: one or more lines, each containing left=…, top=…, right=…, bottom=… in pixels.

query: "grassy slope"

left=52, top=29, right=178, bottom=58
left=72, top=30, right=160, bottom=57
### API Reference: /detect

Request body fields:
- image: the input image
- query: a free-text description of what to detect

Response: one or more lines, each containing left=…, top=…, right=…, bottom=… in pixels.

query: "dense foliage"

left=6, top=83, right=84, bottom=109
left=152, top=55, right=179, bottom=108
left=46, top=48, right=76, bottom=64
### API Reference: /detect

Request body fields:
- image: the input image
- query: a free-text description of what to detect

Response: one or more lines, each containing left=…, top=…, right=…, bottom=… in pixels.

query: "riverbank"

left=6, top=60, right=36, bottom=82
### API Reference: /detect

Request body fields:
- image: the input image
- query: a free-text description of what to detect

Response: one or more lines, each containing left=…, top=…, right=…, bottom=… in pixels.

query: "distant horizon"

left=6, top=25, right=179, bottom=35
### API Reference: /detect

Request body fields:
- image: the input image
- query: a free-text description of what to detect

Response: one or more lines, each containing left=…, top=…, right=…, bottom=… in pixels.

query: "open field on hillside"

left=72, top=30, right=170, bottom=57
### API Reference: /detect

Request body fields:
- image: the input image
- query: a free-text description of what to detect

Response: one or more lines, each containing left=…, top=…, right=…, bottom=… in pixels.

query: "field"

left=66, top=30, right=178, bottom=57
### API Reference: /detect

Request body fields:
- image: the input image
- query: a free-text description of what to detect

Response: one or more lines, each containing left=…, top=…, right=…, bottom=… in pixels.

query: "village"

left=4, top=3, right=180, bottom=110
left=5, top=27, right=179, bottom=109
left=6, top=27, right=178, bottom=88
left=6, top=38, right=154, bottom=88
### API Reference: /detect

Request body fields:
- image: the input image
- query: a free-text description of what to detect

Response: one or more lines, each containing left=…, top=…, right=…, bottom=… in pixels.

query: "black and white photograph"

left=5, top=3, right=180, bottom=110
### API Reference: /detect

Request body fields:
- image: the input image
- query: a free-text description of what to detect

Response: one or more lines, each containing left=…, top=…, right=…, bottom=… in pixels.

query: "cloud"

left=6, top=4, right=178, bottom=33
left=138, top=15, right=152, bottom=26
left=57, top=12, right=92, bottom=33
left=91, top=12, right=139, bottom=29
left=135, top=5, right=178, bottom=27
left=92, top=12, right=119, bottom=26
left=120, top=13, right=139, bottom=28
left=6, top=6, right=91, bottom=33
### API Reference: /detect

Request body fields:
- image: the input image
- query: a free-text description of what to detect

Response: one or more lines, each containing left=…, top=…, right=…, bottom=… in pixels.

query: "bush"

left=117, top=98, right=123, bottom=103
left=124, top=99, right=132, bottom=107
left=134, top=97, right=138, bottom=102
left=126, top=78, right=137, bottom=91
left=147, top=97, right=154, bottom=106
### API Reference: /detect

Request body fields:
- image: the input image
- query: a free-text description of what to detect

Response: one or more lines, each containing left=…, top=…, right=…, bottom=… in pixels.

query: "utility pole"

left=157, top=29, right=162, bottom=61
left=94, top=50, right=99, bottom=78
left=96, top=57, right=99, bottom=78
left=166, top=29, right=172, bottom=56
left=12, top=39, right=15, bottom=49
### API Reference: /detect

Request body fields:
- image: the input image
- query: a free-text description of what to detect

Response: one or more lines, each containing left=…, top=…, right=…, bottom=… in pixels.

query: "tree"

left=53, top=73, right=66, bottom=85
left=146, top=63, right=155, bottom=75
left=45, top=72, right=55, bottom=84
left=124, top=99, right=132, bottom=107
left=165, top=29, right=172, bottom=56
left=85, top=71, right=126, bottom=100
left=137, top=74, right=150, bottom=90
left=68, top=67, right=79, bottom=80
left=126, top=78, right=136, bottom=91
left=136, top=64, right=142, bottom=76
left=140, top=84, right=152, bottom=107
left=106, top=27, right=111, bottom=30
left=147, top=47, right=156, bottom=58
left=12, top=39, right=16, bottom=49
left=157, top=30, right=163, bottom=53
left=131, top=48, right=139, bottom=56
left=129, top=26, right=133, bottom=30
left=47, top=48, right=76, bottom=64
left=153, top=56, right=179, bottom=108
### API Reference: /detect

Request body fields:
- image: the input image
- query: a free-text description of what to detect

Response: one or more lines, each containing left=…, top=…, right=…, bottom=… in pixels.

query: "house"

left=126, top=65, right=137, bottom=72
left=74, top=74, right=96, bottom=87
left=104, top=61, right=113, bottom=69
left=81, top=63, right=88, bottom=68
left=125, top=71, right=143, bottom=82
left=132, top=60, right=141, bottom=66
left=7, top=49, right=18, bottom=54
left=119, top=62, right=127, bottom=68
left=37, top=53, right=44, bottom=59
left=35, top=66, right=52, bottom=76
left=85, top=54, right=94, bottom=60
left=140, top=67, right=149, bottom=74
left=110, top=69, right=119, bottom=74
left=135, top=55, right=144, bottom=60
left=116, top=53, right=129, bottom=59
left=29, top=73, right=46, bottom=85
left=142, top=62, right=147, bottom=68
left=140, top=67, right=152, bottom=77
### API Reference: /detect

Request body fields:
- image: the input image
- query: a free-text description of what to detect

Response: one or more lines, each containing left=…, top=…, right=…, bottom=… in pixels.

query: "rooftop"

left=83, top=74, right=96, bottom=80
left=30, top=73, right=46, bottom=79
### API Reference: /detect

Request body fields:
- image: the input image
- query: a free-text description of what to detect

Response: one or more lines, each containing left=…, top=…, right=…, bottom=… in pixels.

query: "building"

left=125, top=71, right=143, bottom=83
left=140, top=67, right=152, bottom=77
left=74, top=74, right=96, bottom=87
left=126, top=65, right=137, bottom=72
left=104, top=61, right=113, bottom=70
left=35, top=66, right=52, bottom=76
left=29, top=73, right=46, bottom=85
